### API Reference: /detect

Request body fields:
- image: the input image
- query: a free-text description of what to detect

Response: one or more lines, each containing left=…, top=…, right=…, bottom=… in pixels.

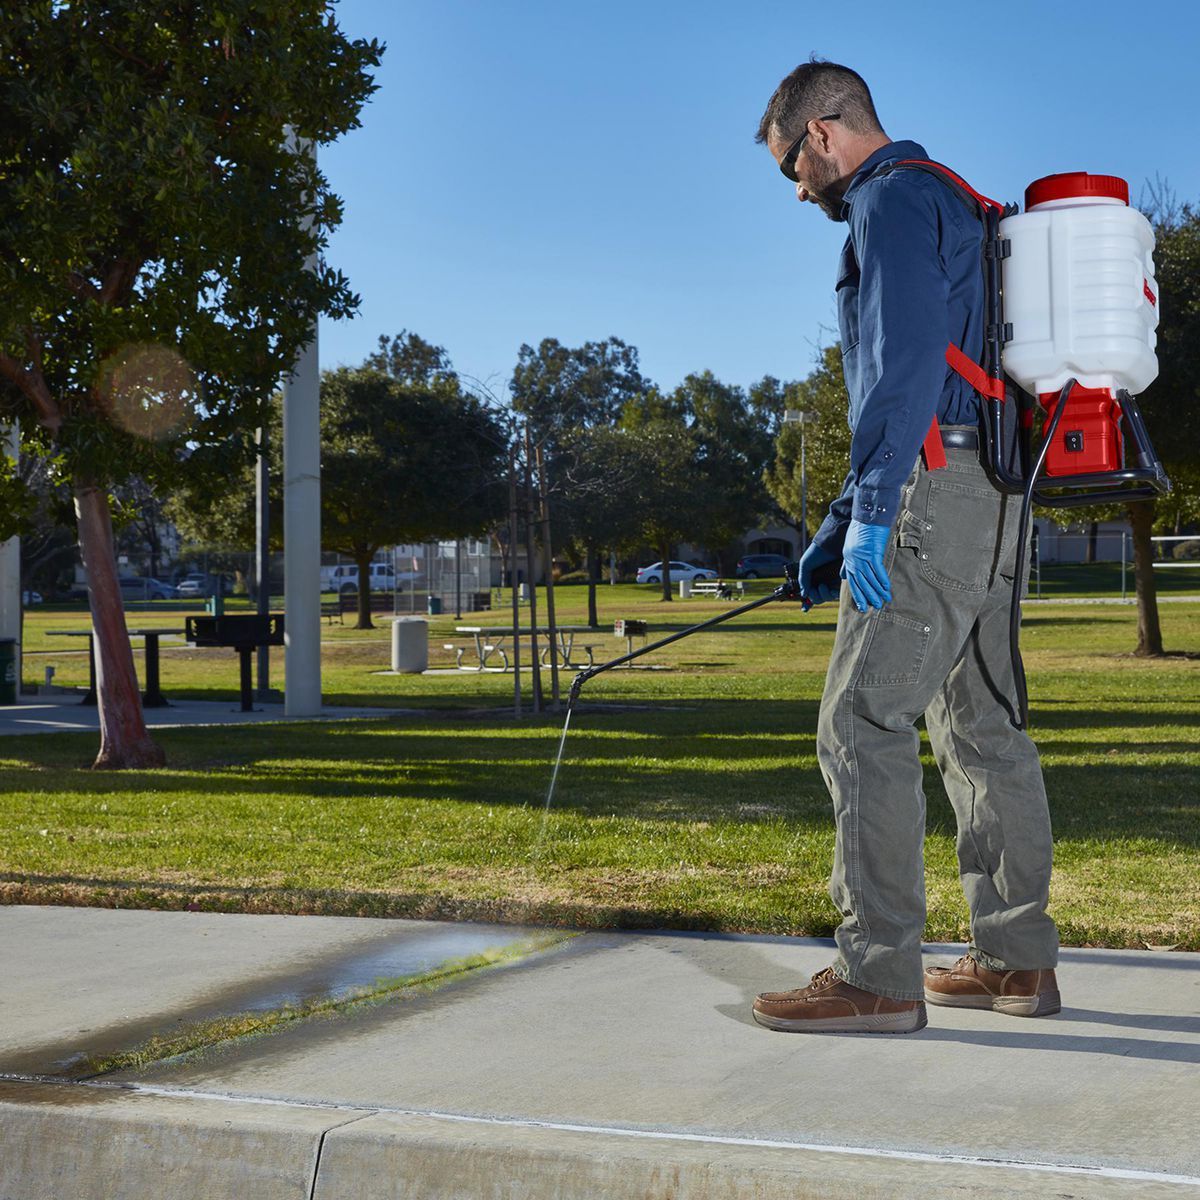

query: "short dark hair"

left=755, top=57, right=884, bottom=145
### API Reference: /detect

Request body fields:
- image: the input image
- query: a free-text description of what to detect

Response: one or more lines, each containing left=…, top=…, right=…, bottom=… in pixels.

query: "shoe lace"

left=810, top=966, right=840, bottom=988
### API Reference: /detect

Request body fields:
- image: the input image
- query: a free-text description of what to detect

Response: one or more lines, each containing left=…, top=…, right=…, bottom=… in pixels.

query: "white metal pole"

left=800, top=424, right=808, bottom=554
left=283, top=134, right=321, bottom=716
left=0, top=423, right=21, bottom=689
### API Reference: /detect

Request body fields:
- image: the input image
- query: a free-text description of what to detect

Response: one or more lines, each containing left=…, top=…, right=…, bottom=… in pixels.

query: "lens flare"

left=99, top=343, right=198, bottom=440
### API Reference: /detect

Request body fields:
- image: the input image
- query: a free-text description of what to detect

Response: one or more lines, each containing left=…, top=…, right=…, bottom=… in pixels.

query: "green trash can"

left=0, top=638, right=17, bottom=706
left=426, top=596, right=443, bottom=616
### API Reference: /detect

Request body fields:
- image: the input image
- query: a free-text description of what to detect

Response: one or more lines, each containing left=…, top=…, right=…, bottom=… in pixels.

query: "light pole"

left=783, top=409, right=819, bottom=553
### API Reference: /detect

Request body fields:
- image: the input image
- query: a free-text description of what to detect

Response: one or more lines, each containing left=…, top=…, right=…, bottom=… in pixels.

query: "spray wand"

left=543, top=559, right=839, bottom=811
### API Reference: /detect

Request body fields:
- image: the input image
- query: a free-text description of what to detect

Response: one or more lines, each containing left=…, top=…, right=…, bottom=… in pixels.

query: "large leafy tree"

left=510, top=336, right=650, bottom=539
left=1125, top=198, right=1200, bottom=654
left=510, top=336, right=648, bottom=447
left=321, top=359, right=508, bottom=629
left=672, top=370, right=774, bottom=572
left=764, top=344, right=853, bottom=543
left=558, top=424, right=646, bottom=626
left=0, top=2, right=381, bottom=766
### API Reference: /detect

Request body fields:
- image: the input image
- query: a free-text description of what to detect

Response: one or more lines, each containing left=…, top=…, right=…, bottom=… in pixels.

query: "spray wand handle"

left=568, top=563, right=812, bottom=704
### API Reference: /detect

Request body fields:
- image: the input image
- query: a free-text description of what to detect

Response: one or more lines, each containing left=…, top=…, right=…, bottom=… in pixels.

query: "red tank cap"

left=1025, top=172, right=1129, bottom=209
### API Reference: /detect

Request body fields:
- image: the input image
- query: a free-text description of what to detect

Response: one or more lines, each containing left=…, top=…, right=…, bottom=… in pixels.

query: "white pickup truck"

left=320, top=563, right=398, bottom=594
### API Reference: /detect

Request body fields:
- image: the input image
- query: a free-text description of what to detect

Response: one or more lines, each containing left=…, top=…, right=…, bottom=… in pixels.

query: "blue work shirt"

left=812, top=139, right=986, bottom=555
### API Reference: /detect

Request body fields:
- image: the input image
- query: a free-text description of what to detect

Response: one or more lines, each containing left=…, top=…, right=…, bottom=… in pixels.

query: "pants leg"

left=817, top=447, right=1057, bottom=999
left=924, top=569, right=1059, bottom=972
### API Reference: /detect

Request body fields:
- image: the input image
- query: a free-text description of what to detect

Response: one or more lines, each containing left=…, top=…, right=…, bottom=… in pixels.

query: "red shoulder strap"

left=889, top=159, right=1006, bottom=215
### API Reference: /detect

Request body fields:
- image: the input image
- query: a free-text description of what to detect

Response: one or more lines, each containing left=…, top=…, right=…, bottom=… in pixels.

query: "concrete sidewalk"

left=2, top=906, right=1198, bottom=1199
left=0, top=696, right=412, bottom=736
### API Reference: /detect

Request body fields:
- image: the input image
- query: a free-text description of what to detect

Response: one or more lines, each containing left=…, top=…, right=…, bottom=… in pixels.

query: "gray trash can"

left=391, top=618, right=429, bottom=673
left=0, top=638, right=17, bottom=706
left=427, top=596, right=443, bottom=616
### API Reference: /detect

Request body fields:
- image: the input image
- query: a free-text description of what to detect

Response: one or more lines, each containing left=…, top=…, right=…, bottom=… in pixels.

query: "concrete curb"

left=4, top=1080, right=1197, bottom=1200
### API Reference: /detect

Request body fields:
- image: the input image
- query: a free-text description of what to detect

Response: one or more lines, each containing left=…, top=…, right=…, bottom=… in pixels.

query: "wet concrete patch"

left=0, top=907, right=564, bottom=1079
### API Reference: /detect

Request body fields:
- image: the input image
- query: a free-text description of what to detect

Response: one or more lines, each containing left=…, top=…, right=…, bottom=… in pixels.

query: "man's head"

left=756, top=58, right=890, bottom=221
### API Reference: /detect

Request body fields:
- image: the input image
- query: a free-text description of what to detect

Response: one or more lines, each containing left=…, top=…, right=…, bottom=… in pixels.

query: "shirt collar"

left=840, top=139, right=929, bottom=219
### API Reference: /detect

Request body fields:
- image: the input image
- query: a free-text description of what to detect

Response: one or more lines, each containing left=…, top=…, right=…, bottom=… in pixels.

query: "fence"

left=1029, top=532, right=1200, bottom=601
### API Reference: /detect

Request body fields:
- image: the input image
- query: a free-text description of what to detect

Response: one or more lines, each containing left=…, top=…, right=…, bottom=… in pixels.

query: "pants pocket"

left=858, top=609, right=932, bottom=687
left=918, top=480, right=1001, bottom=593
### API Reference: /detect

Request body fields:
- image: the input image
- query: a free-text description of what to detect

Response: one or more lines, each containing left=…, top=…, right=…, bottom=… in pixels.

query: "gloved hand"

left=798, top=540, right=841, bottom=607
left=841, top=519, right=893, bottom=612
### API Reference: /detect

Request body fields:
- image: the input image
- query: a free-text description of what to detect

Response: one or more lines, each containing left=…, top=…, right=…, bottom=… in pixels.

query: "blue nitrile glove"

left=841, top=519, right=893, bottom=612
left=798, top=541, right=841, bottom=607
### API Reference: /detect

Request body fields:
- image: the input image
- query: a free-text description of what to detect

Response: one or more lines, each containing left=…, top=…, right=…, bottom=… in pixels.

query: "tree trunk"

left=1084, top=522, right=1097, bottom=565
left=660, top=541, right=672, bottom=602
left=354, top=550, right=374, bottom=630
left=74, top=479, right=164, bottom=769
left=586, top=542, right=598, bottom=628
left=1128, top=500, right=1163, bottom=656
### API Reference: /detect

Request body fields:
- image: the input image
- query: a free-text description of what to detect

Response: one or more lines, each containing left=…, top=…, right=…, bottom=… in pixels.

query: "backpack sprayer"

left=874, top=164, right=1171, bottom=727
left=544, top=166, right=1171, bottom=809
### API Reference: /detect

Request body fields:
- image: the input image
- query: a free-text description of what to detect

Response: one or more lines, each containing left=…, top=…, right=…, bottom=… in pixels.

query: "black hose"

left=1010, top=378, right=1075, bottom=730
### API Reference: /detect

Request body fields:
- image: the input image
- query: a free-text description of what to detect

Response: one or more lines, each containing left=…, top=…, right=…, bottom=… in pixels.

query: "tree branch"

left=0, top=336, right=62, bottom=433
left=98, top=258, right=139, bottom=305
left=66, top=270, right=101, bottom=301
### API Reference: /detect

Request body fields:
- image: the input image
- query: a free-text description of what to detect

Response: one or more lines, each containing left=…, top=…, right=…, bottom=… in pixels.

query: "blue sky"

left=318, top=0, right=1200, bottom=397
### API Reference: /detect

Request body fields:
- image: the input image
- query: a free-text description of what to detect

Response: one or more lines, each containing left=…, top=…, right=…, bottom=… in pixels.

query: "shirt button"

left=862, top=503, right=873, bottom=512
left=883, top=450, right=894, bottom=460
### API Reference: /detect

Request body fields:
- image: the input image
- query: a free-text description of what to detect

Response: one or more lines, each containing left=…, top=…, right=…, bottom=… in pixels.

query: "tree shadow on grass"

left=4, top=697, right=1198, bottom=848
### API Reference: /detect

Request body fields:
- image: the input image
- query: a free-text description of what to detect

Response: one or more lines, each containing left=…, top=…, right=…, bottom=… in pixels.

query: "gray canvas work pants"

left=817, top=434, right=1059, bottom=1001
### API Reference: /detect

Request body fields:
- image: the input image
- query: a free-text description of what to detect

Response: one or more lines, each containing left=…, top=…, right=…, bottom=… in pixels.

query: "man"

left=751, top=60, right=1060, bottom=1035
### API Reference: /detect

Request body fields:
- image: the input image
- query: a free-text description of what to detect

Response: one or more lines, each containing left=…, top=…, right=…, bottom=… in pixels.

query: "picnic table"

left=46, top=628, right=183, bottom=707
left=452, top=625, right=600, bottom=671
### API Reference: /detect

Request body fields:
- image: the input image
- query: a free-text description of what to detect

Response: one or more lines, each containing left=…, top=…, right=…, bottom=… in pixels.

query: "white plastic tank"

left=1000, top=172, right=1159, bottom=397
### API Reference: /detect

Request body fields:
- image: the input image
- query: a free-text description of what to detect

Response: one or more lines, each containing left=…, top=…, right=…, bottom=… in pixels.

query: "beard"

left=804, top=152, right=849, bottom=223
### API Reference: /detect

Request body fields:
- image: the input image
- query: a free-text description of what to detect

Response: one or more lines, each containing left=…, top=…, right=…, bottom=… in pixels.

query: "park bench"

left=321, top=599, right=343, bottom=625
left=335, top=591, right=395, bottom=617
left=691, top=579, right=745, bottom=599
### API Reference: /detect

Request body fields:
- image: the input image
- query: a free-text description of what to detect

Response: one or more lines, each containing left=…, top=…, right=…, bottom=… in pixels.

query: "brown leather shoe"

left=924, top=954, right=1060, bottom=1017
left=753, top=967, right=927, bottom=1034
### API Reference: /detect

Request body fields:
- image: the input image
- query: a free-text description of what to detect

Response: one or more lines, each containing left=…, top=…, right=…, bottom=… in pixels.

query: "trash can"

left=679, top=579, right=692, bottom=599
left=391, top=617, right=429, bottom=673
left=427, top=595, right=443, bottom=616
left=0, top=638, right=17, bottom=706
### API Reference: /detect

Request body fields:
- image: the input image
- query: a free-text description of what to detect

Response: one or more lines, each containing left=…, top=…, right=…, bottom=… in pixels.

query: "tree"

left=624, top=417, right=702, bottom=602
left=764, top=344, right=853, bottom=541
left=671, top=370, right=774, bottom=574
left=558, top=424, right=646, bottom=626
left=0, top=3, right=382, bottom=766
left=1125, top=195, right=1200, bottom=654
left=510, top=337, right=648, bottom=447
left=320, top=362, right=508, bottom=629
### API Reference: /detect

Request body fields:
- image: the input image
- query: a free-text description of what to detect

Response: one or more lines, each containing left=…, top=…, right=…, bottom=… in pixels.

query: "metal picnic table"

left=46, top=628, right=183, bottom=707
left=452, top=625, right=600, bottom=671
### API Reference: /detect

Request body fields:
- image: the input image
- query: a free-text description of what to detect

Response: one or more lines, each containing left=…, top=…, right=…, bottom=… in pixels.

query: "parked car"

left=635, top=561, right=718, bottom=585
left=175, top=573, right=210, bottom=597
left=735, top=553, right=791, bottom=579
left=321, top=563, right=398, bottom=594
left=22, top=589, right=42, bottom=605
left=118, top=575, right=178, bottom=601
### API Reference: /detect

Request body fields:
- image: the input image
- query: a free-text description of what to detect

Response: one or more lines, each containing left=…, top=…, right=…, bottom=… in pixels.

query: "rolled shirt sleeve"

left=844, top=175, right=951, bottom=530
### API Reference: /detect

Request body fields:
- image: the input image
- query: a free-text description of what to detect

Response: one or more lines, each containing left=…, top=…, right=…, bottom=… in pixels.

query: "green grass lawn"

left=4, top=586, right=1198, bottom=950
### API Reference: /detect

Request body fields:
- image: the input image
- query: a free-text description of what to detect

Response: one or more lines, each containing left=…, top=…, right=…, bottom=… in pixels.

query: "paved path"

left=0, top=697, right=412, bottom=736
left=2, top=906, right=1198, bottom=1198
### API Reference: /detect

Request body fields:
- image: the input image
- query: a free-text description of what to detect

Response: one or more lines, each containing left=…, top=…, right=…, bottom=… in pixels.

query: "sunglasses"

left=778, top=113, right=840, bottom=183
